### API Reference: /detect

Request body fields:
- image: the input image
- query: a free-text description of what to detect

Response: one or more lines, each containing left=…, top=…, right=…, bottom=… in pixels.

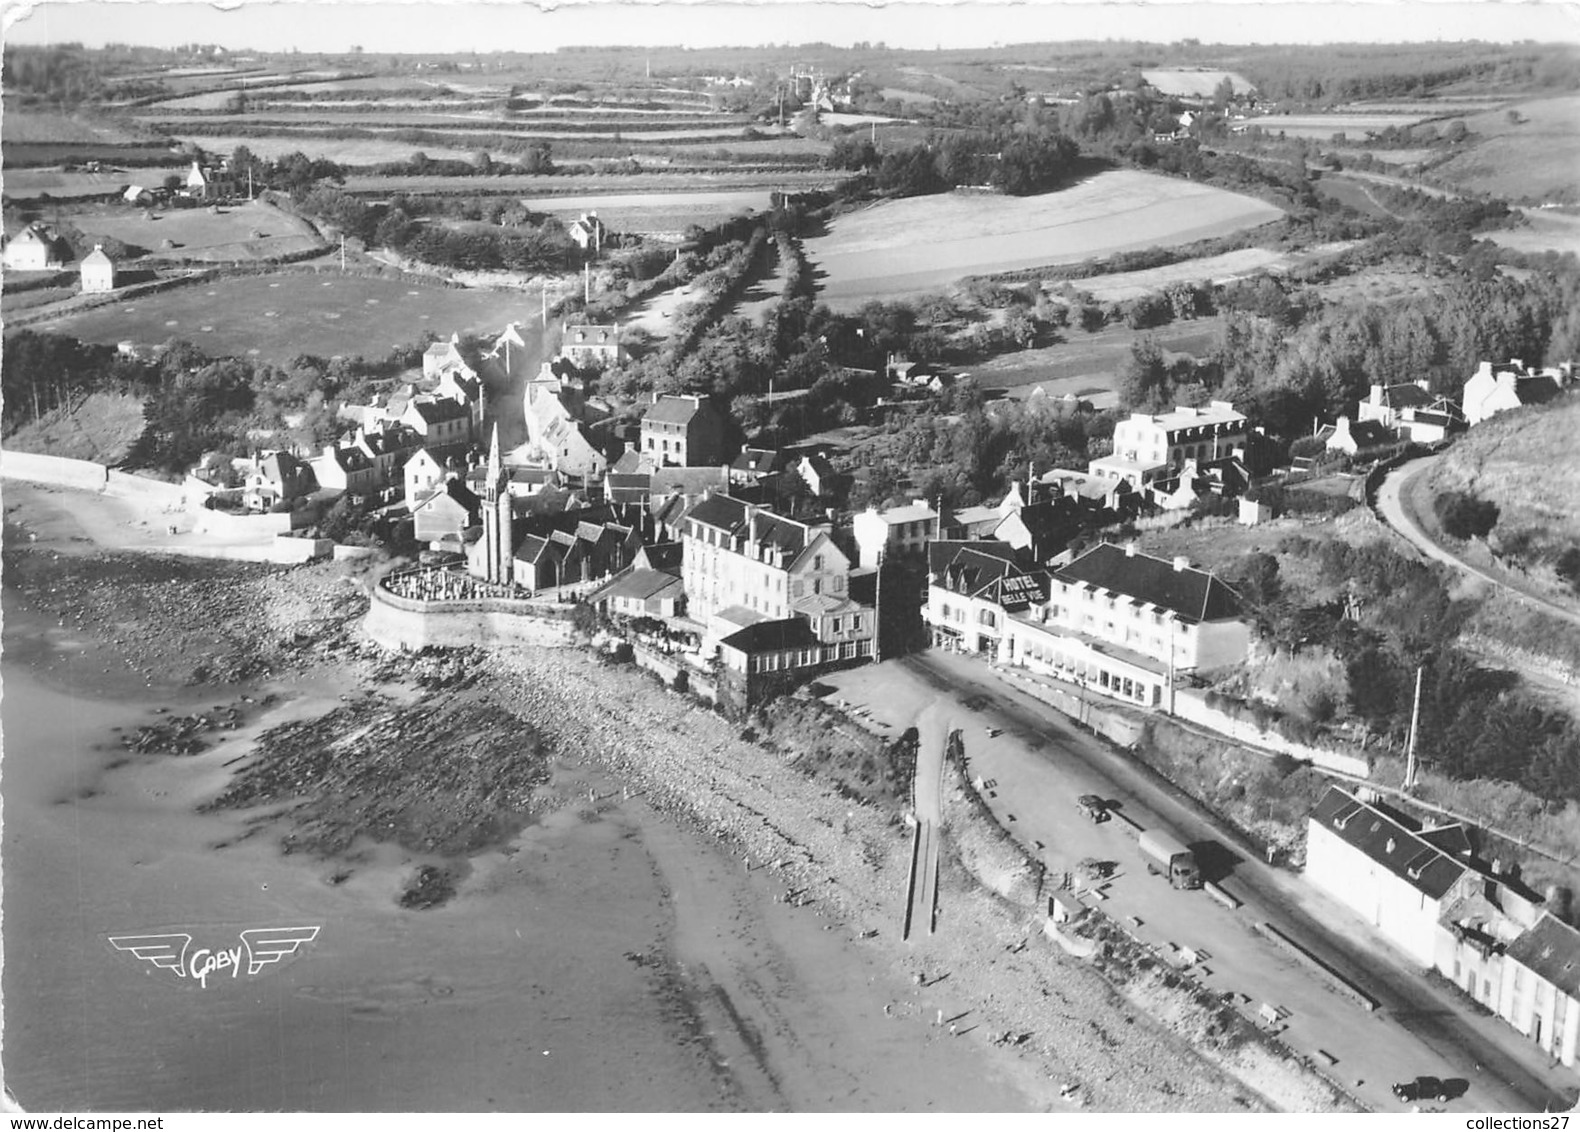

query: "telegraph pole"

left=873, top=546, right=884, bottom=665
left=340, top=233, right=346, bottom=273
left=1404, top=665, right=1424, bottom=790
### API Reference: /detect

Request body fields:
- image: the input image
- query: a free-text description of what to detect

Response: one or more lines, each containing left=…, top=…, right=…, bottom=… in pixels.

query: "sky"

left=2, top=0, right=1578, bottom=53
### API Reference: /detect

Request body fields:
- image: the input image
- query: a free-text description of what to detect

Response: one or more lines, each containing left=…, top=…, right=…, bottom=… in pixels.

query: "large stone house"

left=640, top=394, right=732, bottom=469
left=999, top=542, right=1250, bottom=709
left=560, top=323, right=621, bottom=369
left=853, top=501, right=938, bottom=568
left=1090, top=401, right=1249, bottom=485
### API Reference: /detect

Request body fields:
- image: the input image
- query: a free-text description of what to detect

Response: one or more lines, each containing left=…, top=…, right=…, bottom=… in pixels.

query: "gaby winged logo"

left=109, top=926, right=320, bottom=988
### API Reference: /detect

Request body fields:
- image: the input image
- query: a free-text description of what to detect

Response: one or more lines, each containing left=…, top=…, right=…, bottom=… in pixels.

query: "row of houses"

left=1313, top=361, right=1572, bottom=460
left=1, top=225, right=118, bottom=292
left=1309, top=786, right=1580, bottom=1073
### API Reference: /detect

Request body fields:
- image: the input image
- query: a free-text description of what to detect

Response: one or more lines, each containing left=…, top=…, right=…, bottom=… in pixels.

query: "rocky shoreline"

left=2, top=526, right=1353, bottom=1111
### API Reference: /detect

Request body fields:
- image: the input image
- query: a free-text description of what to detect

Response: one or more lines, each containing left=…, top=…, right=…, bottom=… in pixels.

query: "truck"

left=1138, top=829, right=1201, bottom=890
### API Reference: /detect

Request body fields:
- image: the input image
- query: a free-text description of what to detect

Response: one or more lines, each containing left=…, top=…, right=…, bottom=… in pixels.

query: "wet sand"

left=1, top=578, right=1040, bottom=1111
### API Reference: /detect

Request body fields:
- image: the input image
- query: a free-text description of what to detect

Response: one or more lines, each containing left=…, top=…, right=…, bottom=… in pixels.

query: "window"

left=813, top=554, right=824, bottom=570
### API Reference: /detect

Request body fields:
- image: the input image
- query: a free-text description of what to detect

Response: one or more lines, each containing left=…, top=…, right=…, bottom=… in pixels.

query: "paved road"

left=825, top=654, right=1577, bottom=1113
left=1374, top=454, right=1580, bottom=632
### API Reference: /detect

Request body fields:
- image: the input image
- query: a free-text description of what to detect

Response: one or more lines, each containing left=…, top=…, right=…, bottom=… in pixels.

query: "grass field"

left=1243, top=112, right=1434, bottom=140
left=1315, top=264, right=1442, bottom=304
left=520, top=188, right=772, bottom=234
left=1142, top=69, right=1254, bottom=97
left=1431, top=94, right=1580, bottom=202
left=2, top=166, right=188, bottom=199
left=1484, top=208, right=1580, bottom=256
left=32, top=272, right=541, bottom=365
left=804, top=169, right=1284, bottom=308
left=153, top=133, right=490, bottom=165
left=70, top=199, right=323, bottom=263
left=0, top=110, right=158, bottom=145
left=969, top=315, right=1227, bottom=403
left=1068, top=242, right=1356, bottom=302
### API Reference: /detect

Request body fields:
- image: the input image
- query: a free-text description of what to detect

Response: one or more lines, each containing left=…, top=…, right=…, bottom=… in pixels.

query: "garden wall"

left=1172, top=689, right=1371, bottom=778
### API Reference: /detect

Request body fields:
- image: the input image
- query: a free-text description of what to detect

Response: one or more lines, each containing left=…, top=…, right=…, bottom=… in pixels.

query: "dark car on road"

left=1076, top=795, right=1110, bottom=823
left=1393, top=1076, right=1450, bottom=1104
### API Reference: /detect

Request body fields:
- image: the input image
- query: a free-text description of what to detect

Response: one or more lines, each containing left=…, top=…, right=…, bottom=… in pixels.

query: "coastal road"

left=824, top=653, right=1576, bottom=1113
left=1375, top=454, right=1580, bottom=632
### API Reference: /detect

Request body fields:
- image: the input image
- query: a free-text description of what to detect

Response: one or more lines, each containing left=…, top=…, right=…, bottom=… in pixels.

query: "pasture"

left=155, top=133, right=488, bottom=165
left=1242, top=113, right=1433, bottom=140
left=32, top=272, right=541, bottom=366
left=804, top=169, right=1284, bottom=309
left=1065, top=242, right=1356, bottom=302
left=1430, top=94, right=1580, bottom=202
left=1484, top=209, right=1580, bottom=257
left=2, top=166, right=188, bottom=199
left=1, top=110, right=158, bottom=145
left=520, top=188, right=774, bottom=234
left=1142, top=70, right=1254, bottom=98
left=71, top=199, right=323, bottom=263
left=970, top=316, right=1227, bottom=405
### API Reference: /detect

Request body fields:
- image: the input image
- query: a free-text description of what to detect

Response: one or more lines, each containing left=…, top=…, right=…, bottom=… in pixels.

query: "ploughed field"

left=31, top=273, right=539, bottom=365
left=804, top=169, right=1284, bottom=308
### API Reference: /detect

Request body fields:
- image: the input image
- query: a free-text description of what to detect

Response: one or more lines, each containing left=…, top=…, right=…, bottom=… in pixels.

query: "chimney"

left=1477, top=361, right=1492, bottom=379
left=1125, top=542, right=1137, bottom=557
left=1172, top=555, right=1189, bottom=572
left=1369, top=384, right=1384, bottom=407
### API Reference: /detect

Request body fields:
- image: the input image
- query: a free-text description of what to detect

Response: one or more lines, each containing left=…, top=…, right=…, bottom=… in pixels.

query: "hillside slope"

left=1425, top=393, right=1580, bottom=589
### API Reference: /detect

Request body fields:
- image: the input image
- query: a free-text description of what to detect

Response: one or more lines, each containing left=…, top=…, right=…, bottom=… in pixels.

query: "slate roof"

left=409, top=397, right=472, bottom=426
left=877, top=503, right=938, bottom=525
left=1309, top=787, right=1466, bottom=901
left=644, top=395, right=708, bottom=426
left=732, top=447, right=785, bottom=475
left=651, top=466, right=730, bottom=499
left=928, top=539, right=1016, bottom=577
left=1054, top=543, right=1242, bottom=624
left=720, top=617, right=820, bottom=655
left=1507, top=914, right=1580, bottom=996
left=636, top=542, right=684, bottom=573
left=596, top=567, right=685, bottom=605
left=938, top=546, right=1021, bottom=598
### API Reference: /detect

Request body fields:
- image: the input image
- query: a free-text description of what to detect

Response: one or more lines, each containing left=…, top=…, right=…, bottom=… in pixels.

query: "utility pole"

left=873, top=546, right=883, bottom=665
left=247, top=165, right=253, bottom=201
left=340, top=233, right=346, bottom=273
left=1404, top=665, right=1424, bottom=790
left=583, top=261, right=590, bottom=304
left=540, top=287, right=547, bottom=328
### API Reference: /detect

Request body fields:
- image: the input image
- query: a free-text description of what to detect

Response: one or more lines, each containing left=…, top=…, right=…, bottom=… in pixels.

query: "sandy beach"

left=0, top=476, right=1344, bottom=1112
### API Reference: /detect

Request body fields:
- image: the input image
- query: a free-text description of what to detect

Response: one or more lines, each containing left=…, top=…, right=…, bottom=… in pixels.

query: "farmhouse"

left=1461, top=360, right=1571, bottom=426
left=309, top=443, right=377, bottom=496
left=79, top=245, right=118, bottom=293
left=569, top=212, right=605, bottom=253
left=2, top=224, right=68, bottom=271
left=561, top=322, right=622, bottom=369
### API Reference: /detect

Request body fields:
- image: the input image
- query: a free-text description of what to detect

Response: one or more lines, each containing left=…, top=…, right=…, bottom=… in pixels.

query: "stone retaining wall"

left=363, top=583, right=576, bottom=652
left=1, top=448, right=110, bottom=491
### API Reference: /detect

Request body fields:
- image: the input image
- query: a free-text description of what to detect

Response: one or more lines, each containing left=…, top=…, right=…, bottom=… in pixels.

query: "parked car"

left=1076, top=795, right=1110, bottom=823
left=1393, top=1077, right=1449, bottom=1104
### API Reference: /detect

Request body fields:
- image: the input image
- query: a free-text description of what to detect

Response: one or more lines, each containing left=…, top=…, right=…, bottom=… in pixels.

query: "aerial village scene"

left=4, top=0, right=1580, bottom=1117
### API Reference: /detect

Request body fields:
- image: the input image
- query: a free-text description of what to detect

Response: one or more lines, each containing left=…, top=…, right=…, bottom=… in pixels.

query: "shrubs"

left=1435, top=489, right=1500, bottom=540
